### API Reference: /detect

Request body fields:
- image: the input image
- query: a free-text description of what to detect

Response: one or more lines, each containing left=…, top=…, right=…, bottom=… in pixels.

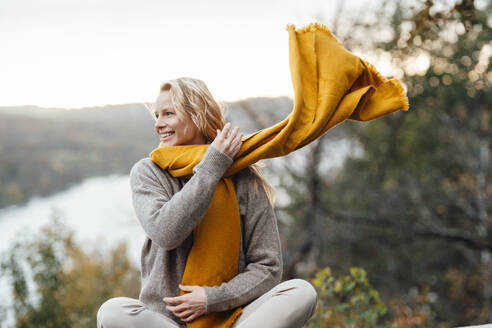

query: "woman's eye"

left=155, top=111, right=173, bottom=118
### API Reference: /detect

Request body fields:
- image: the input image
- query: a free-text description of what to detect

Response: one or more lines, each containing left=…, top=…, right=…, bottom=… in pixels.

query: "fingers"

left=222, top=122, right=232, bottom=138
left=163, top=291, right=191, bottom=312
left=217, top=123, right=240, bottom=139
left=165, top=297, right=198, bottom=321
left=215, top=122, right=230, bottom=139
left=179, top=284, right=194, bottom=292
left=173, top=305, right=201, bottom=322
left=183, top=312, right=199, bottom=323
left=222, top=124, right=240, bottom=143
left=164, top=284, right=196, bottom=304
left=227, top=126, right=239, bottom=141
left=167, top=303, right=188, bottom=313
left=212, top=122, right=244, bottom=159
left=232, top=131, right=243, bottom=148
left=178, top=309, right=195, bottom=320
left=230, top=129, right=243, bottom=157
left=217, top=124, right=242, bottom=145
left=163, top=295, right=184, bottom=305
left=163, top=287, right=206, bottom=323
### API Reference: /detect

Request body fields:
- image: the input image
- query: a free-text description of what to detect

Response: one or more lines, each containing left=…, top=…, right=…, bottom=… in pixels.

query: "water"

left=0, top=138, right=360, bottom=265
left=0, top=174, right=145, bottom=266
left=0, top=174, right=145, bottom=327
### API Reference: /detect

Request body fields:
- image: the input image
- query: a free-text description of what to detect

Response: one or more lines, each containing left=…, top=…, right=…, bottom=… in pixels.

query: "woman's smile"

left=159, top=131, right=175, bottom=141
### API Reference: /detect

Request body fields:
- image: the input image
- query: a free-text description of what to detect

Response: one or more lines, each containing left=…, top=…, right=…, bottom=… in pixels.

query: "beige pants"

left=97, top=279, right=318, bottom=328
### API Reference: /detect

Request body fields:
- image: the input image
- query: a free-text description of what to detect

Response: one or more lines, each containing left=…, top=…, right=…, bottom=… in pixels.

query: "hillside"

left=0, top=97, right=293, bottom=208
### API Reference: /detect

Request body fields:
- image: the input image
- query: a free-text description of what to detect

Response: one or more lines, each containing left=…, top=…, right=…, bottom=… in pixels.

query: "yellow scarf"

left=150, top=22, right=409, bottom=328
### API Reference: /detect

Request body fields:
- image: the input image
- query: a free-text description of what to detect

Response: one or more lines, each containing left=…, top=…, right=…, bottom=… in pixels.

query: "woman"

left=96, top=77, right=317, bottom=328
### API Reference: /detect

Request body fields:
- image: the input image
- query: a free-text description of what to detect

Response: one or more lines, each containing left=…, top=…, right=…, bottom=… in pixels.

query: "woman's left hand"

left=163, top=284, right=207, bottom=323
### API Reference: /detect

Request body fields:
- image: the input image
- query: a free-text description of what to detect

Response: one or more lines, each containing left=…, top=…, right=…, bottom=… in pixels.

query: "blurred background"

left=0, top=0, right=491, bottom=327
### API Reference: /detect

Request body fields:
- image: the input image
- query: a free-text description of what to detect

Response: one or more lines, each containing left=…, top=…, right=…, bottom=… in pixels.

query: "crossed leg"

left=97, top=297, right=180, bottom=328
left=232, top=279, right=318, bottom=328
left=97, top=279, right=317, bottom=328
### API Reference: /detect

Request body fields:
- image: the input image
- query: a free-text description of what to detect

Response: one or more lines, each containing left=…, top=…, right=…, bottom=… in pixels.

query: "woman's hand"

left=163, top=284, right=207, bottom=323
left=211, top=122, right=243, bottom=159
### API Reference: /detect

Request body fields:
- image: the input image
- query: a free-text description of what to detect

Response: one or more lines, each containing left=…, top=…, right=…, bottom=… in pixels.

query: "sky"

left=0, top=0, right=376, bottom=109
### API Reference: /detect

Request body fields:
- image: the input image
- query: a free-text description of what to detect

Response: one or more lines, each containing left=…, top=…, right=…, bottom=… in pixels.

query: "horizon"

left=0, top=94, right=293, bottom=111
left=0, top=0, right=378, bottom=109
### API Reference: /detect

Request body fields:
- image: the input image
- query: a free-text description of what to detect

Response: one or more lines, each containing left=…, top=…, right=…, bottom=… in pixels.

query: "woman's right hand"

left=211, top=122, right=243, bottom=160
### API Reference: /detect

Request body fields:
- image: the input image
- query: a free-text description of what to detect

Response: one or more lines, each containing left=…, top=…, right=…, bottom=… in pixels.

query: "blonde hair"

left=145, top=77, right=276, bottom=207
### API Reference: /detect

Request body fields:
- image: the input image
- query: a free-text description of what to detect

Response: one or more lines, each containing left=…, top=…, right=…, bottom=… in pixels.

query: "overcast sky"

left=0, top=0, right=374, bottom=108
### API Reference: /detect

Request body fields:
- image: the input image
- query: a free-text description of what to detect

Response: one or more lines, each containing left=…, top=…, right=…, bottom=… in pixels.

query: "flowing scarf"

left=150, top=22, right=409, bottom=328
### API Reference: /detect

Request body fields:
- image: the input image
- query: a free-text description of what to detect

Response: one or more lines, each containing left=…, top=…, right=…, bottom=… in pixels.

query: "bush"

left=308, top=266, right=392, bottom=328
left=0, top=212, right=140, bottom=328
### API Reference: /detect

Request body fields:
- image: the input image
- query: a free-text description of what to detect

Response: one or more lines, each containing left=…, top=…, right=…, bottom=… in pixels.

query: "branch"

left=324, top=208, right=492, bottom=252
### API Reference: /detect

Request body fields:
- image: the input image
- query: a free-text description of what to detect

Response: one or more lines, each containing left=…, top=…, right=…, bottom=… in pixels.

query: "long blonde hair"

left=145, top=77, right=276, bottom=207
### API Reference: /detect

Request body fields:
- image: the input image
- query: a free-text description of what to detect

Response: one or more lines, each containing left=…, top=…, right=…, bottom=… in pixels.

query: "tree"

left=0, top=211, right=140, bottom=328
left=271, top=0, right=491, bottom=325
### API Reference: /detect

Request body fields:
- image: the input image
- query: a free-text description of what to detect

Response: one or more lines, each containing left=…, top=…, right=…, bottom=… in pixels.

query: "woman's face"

left=153, top=91, right=206, bottom=146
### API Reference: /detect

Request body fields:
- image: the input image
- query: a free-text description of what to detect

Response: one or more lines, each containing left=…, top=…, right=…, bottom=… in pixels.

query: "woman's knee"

left=286, top=279, right=318, bottom=311
left=97, top=297, right=134, bottom=328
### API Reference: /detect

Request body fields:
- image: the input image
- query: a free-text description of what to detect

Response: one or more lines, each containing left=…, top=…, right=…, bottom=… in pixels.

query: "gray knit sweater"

left=129, top=145, right=283, bottom=326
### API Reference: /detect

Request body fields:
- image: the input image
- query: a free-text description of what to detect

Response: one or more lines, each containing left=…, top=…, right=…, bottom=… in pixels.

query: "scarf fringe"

left=394, top=80, right=410, bottom=111
left=360, top=58, right=410, bottom=111
left=286, top=22, right=343, bottom=46
left=287, top=22, right=409, bottom=112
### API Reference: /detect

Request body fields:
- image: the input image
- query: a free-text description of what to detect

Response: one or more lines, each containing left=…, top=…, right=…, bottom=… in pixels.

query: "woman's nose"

left=155, top=117, right=165, bottom=129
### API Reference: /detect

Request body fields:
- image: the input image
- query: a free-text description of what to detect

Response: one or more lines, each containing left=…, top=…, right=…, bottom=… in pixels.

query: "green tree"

left=0, top=212, right=140, bottom=328
left=275, top=0, right=491, bottom=326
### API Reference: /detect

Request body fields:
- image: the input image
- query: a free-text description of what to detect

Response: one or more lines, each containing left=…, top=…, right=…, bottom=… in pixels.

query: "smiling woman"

left=95, top=76, right=317, bottom=328
left=96, top=16, right=408, bottom=326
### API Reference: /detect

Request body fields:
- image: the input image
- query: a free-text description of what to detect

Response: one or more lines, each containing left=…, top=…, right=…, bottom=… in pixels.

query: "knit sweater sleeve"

left=203, top=174, right=283, bottom=313
left=129, top=145, right=233, bottom=250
